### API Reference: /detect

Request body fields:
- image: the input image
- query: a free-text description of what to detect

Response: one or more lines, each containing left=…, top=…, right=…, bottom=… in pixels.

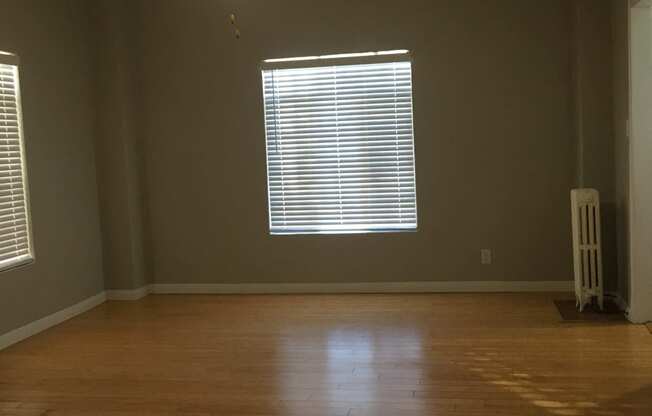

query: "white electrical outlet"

left=481, top=249, right=492, bottom=265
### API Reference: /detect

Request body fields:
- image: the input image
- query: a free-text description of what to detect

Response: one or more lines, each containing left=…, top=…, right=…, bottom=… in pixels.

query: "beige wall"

left=0, top=0, right=104, bottom=334
left=137, top=0, right=580, bottom=285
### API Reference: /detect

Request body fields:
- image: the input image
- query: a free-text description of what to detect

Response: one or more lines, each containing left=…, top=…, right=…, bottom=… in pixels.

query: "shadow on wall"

left=601, top=202, right=619, bottom=293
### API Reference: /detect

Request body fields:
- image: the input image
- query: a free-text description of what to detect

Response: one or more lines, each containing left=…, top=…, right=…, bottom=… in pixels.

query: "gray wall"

left=0, top=0, right=626, bottom=336
left=612, top=0, right=631, bottom=304
left=138, top=0, right=581, bottom=285
left=93, top=0, right=149, bottom=290
left=0, top=0, right=104, bottom=334
left=571, top=0, right=618, bottom=292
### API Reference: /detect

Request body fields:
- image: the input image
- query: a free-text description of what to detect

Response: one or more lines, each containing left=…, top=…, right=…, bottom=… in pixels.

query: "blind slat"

left=0, top=250, right=30, bottom=263
left=263, top=60, right=417, bottom=234
left=0, top=62, right=33, bottom=268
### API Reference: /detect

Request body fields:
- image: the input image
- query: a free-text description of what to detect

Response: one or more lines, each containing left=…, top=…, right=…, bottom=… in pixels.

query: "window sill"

left=0, top=255, right=35, bottom=274
left=270, top=228, right=418, bottom=236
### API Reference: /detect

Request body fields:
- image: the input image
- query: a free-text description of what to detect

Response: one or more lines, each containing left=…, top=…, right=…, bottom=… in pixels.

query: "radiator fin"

left=571, top=189, right=604, bottom=312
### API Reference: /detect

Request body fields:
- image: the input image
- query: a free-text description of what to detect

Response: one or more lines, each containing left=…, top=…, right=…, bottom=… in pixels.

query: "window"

left=261, top=50, right=418, bottom=234
left=0, top=52, right=34, bottom=271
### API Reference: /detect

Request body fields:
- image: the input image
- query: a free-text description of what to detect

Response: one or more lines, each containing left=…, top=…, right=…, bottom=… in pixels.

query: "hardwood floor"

left=0, top=293, right=650, bottom=415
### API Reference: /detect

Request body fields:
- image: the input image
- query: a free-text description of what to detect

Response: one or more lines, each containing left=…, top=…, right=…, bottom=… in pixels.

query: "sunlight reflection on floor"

left=458, top=349, right=641, bottom=416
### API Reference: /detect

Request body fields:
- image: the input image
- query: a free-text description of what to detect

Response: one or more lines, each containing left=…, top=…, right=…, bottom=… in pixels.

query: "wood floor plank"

left=0, top=293, right=650, bottom=415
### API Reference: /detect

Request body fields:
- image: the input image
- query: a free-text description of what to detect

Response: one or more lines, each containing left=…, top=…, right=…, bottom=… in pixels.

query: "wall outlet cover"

left=481, top=249, right=492, bottom=265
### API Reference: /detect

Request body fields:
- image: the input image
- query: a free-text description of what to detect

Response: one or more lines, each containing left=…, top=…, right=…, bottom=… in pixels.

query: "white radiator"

left=570, top=189, right=604, bottom=312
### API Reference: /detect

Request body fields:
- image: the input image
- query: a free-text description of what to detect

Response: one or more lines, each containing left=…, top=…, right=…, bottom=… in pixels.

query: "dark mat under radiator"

left=554, top=299, right=626, bottom=323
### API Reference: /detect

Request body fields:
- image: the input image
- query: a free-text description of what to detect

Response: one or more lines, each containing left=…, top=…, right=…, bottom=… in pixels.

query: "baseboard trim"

left=106, top=286, right=151, bottom=301
left=150, top=280, right=573, bottom=295
left=0, top=280, right=573, bottom=351
left=0, top=292, right=106, bottom=352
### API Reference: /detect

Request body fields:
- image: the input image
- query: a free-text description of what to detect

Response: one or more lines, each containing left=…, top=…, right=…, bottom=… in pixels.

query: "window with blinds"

left=261, top=51, right=418, bottom=234
left=0, top=52, right=34, bottom=271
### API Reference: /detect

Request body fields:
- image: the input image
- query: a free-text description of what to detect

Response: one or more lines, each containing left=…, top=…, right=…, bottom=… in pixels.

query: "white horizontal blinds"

left=263, top=60, right=417, bottom=233
left=0, top=62, right=32, bottom=269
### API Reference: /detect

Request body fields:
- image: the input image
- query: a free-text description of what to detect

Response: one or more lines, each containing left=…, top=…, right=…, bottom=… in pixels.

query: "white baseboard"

left=106, top=285, right=151, bottom=301
left=0, top=292, right=106, bottom=352
left=0, top=280, right=574, bottom=352
left=150, top=280, right=573, bottom=295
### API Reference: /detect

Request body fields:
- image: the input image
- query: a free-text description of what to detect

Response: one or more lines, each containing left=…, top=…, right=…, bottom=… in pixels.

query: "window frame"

left=260, top=50, right=418, bottom=235
left=0, top=51, right=35, bottom=272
